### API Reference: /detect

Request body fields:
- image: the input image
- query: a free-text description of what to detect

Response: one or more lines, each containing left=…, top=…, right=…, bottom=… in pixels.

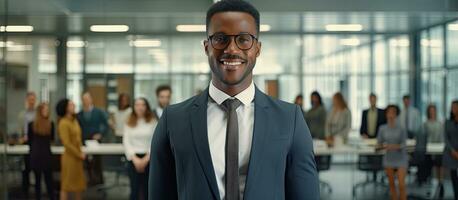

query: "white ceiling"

left=1, top=0, right=457, bottom=34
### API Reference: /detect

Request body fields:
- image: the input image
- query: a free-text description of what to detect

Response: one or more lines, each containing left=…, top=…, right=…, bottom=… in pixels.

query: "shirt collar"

left=209, top=81, right=255, bottom=106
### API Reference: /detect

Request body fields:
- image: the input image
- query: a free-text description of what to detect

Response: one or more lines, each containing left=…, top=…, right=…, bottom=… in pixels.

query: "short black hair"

left=369, top=93, right=377, bottom=98
left=156, top=85, right=172, bottom=97
left=403, top=95, right=410, bottom=100
left=56, top=98, right=70, bottom=117
left=206, top=0, right=260, bottom=35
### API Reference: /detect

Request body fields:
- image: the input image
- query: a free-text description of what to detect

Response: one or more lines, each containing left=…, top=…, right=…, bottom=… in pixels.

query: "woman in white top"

left=325, top=92, right=352, bottom=146
left=123, top=97, right=157, bottom=200
left=112, top=93, right=132, bottom=142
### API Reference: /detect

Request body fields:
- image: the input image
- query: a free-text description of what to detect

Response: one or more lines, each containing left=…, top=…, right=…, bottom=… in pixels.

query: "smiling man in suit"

left=149, top=1, right=319, bottom=199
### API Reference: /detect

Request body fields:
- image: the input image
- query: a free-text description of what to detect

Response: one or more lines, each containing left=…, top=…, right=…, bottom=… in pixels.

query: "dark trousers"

left=33, top=169, right=54, bottom=200
left=85, top=155, right=104, bottom=185
left=127, top=155, right=149, bottom=200
left=451, top=169, right=458, bottom=200
left=22, top=155, right=31, bottom=193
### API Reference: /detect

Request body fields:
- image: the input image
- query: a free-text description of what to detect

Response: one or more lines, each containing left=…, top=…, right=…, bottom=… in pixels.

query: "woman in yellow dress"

left=56, top=99, right=86, bottom=200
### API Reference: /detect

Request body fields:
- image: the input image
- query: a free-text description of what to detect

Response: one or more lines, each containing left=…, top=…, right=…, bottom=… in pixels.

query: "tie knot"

left=221, top=98, right=242, bottom=111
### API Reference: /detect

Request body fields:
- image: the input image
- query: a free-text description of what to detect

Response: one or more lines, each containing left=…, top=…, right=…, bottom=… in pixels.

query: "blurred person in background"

left=123, top=98, right=157, bottom=200
left=399, top=95, right=421, bottom=139
left=305, top=91, right=327, bottom=140
left=294, top=94, right=305, bottom=118
left=28, top=102, right=55, bottom=200
left=152, top=85, right=172, bottom=119
left=17, top=91, right=37, bottom=195
left=377, top=105, right=408, bottom=200
left=111, top=93, right=132, bottom=142
left=56, top=99, right=86, bottom=200
left=423, top=104, right=444, bottom=198
left=325, top=92, right=352, bottom=146
left=442, top=100, right=458, bottom=200
left=77, top=92, right=109, bottom=185
left=360, top=93, right=386, bottom=139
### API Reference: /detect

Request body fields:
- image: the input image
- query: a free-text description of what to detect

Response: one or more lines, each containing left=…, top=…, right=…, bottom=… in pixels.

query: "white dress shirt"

left=123, top=118, right=157, bottom=160
left=399, top=106, right=421, bottom=133
left=207, top=81, right=255, bottom=200
left=155, top=107, right=164, bottom=118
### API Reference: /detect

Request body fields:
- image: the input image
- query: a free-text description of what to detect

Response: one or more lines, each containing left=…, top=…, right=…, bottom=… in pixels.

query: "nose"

left=224, top=36, right=240, bottom=54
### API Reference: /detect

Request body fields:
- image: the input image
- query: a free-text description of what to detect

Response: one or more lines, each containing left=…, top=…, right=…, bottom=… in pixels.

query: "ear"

left=255, top=41, right=261, bottom=57
left=204, top=40, right=209, bottom=56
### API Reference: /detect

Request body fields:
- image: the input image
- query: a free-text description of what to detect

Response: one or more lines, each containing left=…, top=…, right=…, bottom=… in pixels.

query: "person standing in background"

left=359, top=93, right=387, bottom=182
left=325, top=92, right=352, bottom=146
left=56, top=99, right=86, bottom=200
left=152, top=85, right=172, bottom=119
left=77, top=92, right=109, bottom=185
left=28, top=102, right=55, bottom=200
left=123, top=98, right=157, bottom=200
left=111, top=93, right=132, bottom=142
left=399, top=95, right=421, bottom=139
left=294, top=94, right=306, bottom=118
left=305, top=91, right=327, bottom=140
left=17, top=91, right=37, bottom=195
left=423, top=104, right=444, bottom=198
left=442, top=100, right=458, bottom=200
left=399, top=95, right=425, bottom=185
left=360, top=93, right=386, bottom=139
left=377, top=105, right=408, bottom=200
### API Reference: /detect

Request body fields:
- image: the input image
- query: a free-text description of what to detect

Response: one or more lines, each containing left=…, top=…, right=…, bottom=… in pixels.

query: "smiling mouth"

left=219, top=59, right=246, bottom=71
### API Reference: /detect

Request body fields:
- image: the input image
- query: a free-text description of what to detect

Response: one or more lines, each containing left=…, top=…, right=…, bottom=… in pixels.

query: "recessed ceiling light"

left=129, top=39, right=161, bottom=47
left=176, top=25, right=206, bottom=32
left=90, top=25, right=129, bottom=32
left=0, top=25, right=34, bottom=32
left=325, top=24, right=363, bottom=32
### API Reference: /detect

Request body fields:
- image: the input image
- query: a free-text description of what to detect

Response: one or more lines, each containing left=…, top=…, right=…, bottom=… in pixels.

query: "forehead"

left=208, top=11, right=257, bottom=35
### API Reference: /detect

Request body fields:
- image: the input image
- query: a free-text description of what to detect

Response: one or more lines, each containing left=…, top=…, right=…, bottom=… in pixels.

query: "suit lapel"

left=244, top=87, right=270, bottom=197
left=190, top=88, right=220, bottom=200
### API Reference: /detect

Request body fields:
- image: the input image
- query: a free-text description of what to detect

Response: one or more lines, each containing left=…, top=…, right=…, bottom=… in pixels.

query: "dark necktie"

left=221, top=98, right=242, bottom=200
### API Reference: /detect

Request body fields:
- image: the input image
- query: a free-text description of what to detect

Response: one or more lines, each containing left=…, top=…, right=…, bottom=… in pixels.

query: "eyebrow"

left=210, top=31, right=255, bottom=36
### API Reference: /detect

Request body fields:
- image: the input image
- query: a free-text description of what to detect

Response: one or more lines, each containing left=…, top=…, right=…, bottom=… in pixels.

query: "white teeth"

left=223, top=61, right=242, bottom=65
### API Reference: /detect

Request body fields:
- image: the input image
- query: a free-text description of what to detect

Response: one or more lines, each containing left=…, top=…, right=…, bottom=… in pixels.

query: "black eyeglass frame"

left=207, top=33, right=259, bottom=50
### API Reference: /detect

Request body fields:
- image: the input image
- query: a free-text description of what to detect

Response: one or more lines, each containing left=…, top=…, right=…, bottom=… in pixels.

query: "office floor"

left=4, top=164, right=457, bottom=200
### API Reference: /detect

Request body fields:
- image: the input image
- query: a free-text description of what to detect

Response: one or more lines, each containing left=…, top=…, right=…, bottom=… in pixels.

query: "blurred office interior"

left=1, top=0, right=458, bottom=199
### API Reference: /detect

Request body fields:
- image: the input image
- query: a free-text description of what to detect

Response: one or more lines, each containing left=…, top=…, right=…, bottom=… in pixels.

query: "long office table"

left=0, top=141, right=445, bottom=156
left=0, top=144, right=125, bottom=155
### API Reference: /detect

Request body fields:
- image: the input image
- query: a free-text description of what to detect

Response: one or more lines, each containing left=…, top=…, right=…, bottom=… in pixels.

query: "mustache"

left=219, top=54, right=247, bottom=62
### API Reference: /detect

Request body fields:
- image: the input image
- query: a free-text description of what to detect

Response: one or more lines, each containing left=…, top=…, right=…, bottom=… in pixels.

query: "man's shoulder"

left=258, top=92, right=297, bottom=114
left=165, top=95, right=200, bottom=115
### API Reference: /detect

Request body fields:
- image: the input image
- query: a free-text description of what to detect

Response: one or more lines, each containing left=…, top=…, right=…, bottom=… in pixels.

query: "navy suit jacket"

left=359, top=108, right=386, bottom=138
left=149, top=87, right=319, bottom=200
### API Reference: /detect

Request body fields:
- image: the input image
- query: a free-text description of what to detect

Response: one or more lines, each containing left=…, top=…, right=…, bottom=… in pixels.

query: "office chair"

left=352, top=154, right=386, bottom=199
left=315, top=155, right=333, bottom=194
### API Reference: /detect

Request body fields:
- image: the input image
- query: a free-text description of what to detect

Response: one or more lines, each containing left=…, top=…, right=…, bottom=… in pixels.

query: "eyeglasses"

left=207, top=33, right=258, bottom=50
